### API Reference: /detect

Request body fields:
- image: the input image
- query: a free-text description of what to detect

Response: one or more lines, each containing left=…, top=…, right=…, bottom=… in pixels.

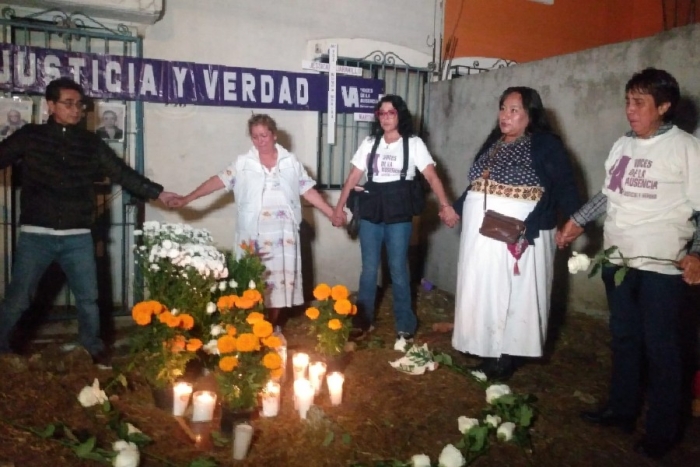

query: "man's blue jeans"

left=357, top=220, right=416, bottom=335
left=603, top=265, right=683, bottom=443
left=0, top=232, right=104, bottom=356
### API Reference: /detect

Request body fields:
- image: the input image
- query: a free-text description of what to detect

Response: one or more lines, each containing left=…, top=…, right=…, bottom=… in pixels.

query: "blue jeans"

left=0, top=232, right=104, bottom=356
left=357, top=220, right=416, bottom=335
left=603, top=265, right=683, bottom=442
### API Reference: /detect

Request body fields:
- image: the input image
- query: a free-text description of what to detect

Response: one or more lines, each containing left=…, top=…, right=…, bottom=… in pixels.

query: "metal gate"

left=316, top=50, right=432, bottom=188
left=0, top=7, right=144, bottom=320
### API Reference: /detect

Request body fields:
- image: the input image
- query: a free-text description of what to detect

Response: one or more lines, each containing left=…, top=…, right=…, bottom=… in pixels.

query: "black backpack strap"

left=367, top=136, right=382, bottom=182
left=400, top=136, right=409, bottom=180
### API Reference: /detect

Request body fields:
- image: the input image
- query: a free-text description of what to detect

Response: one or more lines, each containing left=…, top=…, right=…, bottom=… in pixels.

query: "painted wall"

left=140, top=0, right=435, bottom=289
left=444, top=0, right=697, bottom=63
left=423, top=24, right=700, bottom=315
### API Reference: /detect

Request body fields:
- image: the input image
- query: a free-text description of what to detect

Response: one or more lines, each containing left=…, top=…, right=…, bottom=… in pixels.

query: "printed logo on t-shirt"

left=366, top=151, right=405, bottom=177
left=607, top=155, right=658, bottom=199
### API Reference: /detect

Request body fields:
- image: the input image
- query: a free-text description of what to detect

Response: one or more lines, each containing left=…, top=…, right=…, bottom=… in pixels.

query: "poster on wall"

left=0, top=96, right=32, bottom=139
left=93, top=101, right=126, bottom=142
left=37, top=98, right=49, bottom=124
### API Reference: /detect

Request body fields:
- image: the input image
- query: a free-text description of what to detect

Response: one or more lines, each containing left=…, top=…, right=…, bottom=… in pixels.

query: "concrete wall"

left=423, top=24, right=700, bottom=315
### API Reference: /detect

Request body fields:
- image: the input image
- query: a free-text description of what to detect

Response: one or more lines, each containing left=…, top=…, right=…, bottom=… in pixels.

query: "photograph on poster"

left=93, top=101, right=126, bottom=142
left=0, top=97, right=33, bottom=139
left=37, top=98, right=49, bottom=124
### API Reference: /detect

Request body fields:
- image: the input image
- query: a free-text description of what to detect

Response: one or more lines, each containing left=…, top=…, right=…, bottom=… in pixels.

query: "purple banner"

left=0, top=44, right=384, bottom=113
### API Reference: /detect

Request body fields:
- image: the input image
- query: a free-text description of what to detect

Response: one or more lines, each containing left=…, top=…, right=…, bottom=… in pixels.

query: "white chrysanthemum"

left=568, top=251, right=592, bottom=274
left=457, top=416, right=479, bottom=434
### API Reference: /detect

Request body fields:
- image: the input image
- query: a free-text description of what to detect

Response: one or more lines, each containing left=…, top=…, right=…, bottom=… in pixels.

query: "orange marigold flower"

left=262, top=335, right=282, bottom=348
left=253, top=320, right=273, bottom=339
left=246, top=311, right=265, bottom=324
left=236, top=333, right=258, bottom=352
left=328, top=319, right=342, bottom=331
left=217, top=335, right=237, bottom=354
left=239, top=240, right=256, bottom=254
left=270, top=367, right=284, bottom=379
left=131, top=302, right=152, bottom=326
left=170, top=335, right=186, bottom=352
left=186, top=338, right=203, bottom=352
left=166, top=313, right=182, bottom=328
left=179, top=313, right=194, bottom=330
left=226, top=324, right=237, bottom=337
left=243, top=289, right=263, bottom=304
left=219, top=355, right=239, bottom=372
left=146, top=300, right=166, bottom=315
left=236, top=297, right=255, bottom=310
left=262, top=352, right=282, bottom=370
left=305, top=307, right=320, bottom=320
left=351, top=304, right=358, bottom=315
left=158, top=310, right=173, bottom=324
left=313, top=283, right=331, bottom=300
left=333, top=299, right=352, bottom=315
left=217, top=295, right=238, bottom=311
left=331, top=284, right=350, bottom=301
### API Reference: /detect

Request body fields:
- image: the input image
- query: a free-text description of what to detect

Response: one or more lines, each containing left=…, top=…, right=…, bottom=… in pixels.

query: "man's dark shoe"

left=92, top=351, right=112, bottom=370
left=580, top=407, right=636, bottom=433
left=486, top=356, right=515, bottom=381
left=634, top=437, right=675, bottom=459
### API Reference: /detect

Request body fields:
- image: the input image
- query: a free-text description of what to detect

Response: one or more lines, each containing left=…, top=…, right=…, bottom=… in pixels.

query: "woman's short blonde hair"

left=247, top=114, right=277, bottom=136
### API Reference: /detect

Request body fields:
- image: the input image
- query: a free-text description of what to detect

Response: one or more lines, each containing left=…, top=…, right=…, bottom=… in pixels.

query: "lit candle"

left=292, top=352, right=309, bottom=381
left=326, top=372, right=345, bottom=406
left=191, top=390, right=217, bottom=422
left=172, top=382, right=193, bottom=416
left=308, top=361, right=327, bottom=395
left=261, top=381, right=281, bottom=417
left=294, top=378, right=314, bottom=419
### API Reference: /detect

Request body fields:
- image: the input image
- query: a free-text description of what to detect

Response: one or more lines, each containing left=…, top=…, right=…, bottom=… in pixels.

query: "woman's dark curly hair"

left=370, top=94, right=415, bottom=138
left=625, top=68, right=680, bottom=123
left=477, top=86, right=553, bottom=155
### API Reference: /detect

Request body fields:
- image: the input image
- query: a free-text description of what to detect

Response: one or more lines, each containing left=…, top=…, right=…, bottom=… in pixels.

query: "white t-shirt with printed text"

left=350, top=135, right=435, bottom=183
left=602, top=126, right=700, bottom=273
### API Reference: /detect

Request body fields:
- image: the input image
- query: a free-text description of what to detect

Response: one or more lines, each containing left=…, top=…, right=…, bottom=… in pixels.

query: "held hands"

left=331, top=207, right=347, bottom=227
left=555, top=219, right=584, bottom=249
left=157, top=191, right=180, bottom=206
left=439, top=205, right=460, bottom=228
left=679, top=254, right=700, bottom=285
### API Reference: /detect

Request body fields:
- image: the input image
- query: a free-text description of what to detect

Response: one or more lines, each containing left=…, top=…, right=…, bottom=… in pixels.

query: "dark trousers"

left=603, top=265, right=684, bottom=442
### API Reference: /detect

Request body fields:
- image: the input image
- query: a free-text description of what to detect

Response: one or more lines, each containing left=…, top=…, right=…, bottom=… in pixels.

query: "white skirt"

left=452, top=191, right=555, bottom=358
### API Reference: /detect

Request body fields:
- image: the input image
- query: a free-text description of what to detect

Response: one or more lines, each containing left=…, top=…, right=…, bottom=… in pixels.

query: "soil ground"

left=0, top=286, right=699, bottom=467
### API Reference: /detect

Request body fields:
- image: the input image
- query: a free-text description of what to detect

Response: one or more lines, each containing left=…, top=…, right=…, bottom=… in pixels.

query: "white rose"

left=210, top=284, right=217, bottom=293
left=218, top=281, right=227, bottom=291
left=248, top=280, right=256, bottom=289
left=496, top=421, right=516, bottom=441
left=161, top=239, right=173, bottom=250
left=210, top=324, right=224, bottom=337
left=470, top=370, right=487, bottom=382
left=77, top=378, right=108, bottom=407
left=457, top=416, right=479, bottom=434
left=411, top=454, right=431, bottom=467
left=112, top=440, right=140, bottom=467
left=438, top=443, right=465, bottom=467
left=567, top=251, right=592, bottom=274
left=485, top=414, right=501, bottom=428
left=228, top=279, right=238, bottom=288
left=485, top=384, right=511, bottom=404
left=206, top=302, right=217, bottom=315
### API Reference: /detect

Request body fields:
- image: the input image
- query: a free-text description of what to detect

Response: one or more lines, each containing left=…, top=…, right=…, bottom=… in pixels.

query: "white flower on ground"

left=218, top=281, right=227, bottom=291
left=470, top=370, right=487, bottom=381
left=202, top=339, right=220, bottom=355
left=126, top=423, right=141, bottom=435
left=485, top=414, right=501, bottom=428
left=496, top=421, right=516, bottom=441
left=438, top=443, right=465, bottom=467
left=457, top=416, right=479, bottom=434
left=206, top=302, right=217, bottom=315
left=78, top=378, right=108, bottom=407
left=248, top=280, right=256, bottom=289
left=411, top=453, right=431, bottom=467
left=210, top=324, right=224, bottom=337
left=228, top=279, right=238, bottom=288
left=485, top=384, right=511, bottom=404
left=568, top=251, right=592, bottom=274
left=112, top=440, right=140, bottom=467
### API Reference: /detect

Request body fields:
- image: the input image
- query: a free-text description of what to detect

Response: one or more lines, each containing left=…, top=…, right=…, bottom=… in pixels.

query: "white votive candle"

left=308, top=361, right=327, bottom=395
left=191, top=390, right=217, bottom=422
left=261, top=381, right=281, bottom=417
left=292, top=352, right=309, bottom=381
left=294, top=379, right=314, bottom=419
left=172, top=382, right=193, bottom=416
left=327, top=372, right=345, bottom=406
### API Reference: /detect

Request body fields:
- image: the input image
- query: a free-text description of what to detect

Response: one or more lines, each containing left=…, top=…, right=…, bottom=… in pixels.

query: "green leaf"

left=63, top=427, right=79, bottom=443
left=116, top=373, right=128, bottom=388
left=210, top=430, right=229, bottom=447
left=33, top=424, right=56, bottom=439
left=519, top=404, right=534, bottom=427
left=73, top=437, right=96, bottom=457
left=614, top=267, right=627, bottom=286
left=342, top=433, right=352, bottom=445
left=128, top=432, right=152, bottom=447
left=322, top=431, right=335, bottom=446
left=588, top=262, right=601, bottom=278
left=79, top=451, right=109, bottom=462
left=188, top=457, right=219, bottom=467
left=604, top=245, right=618, bottom=256
left=469, top=426, right=489, bottom=452
left=102, top=400, right=112, bottom=413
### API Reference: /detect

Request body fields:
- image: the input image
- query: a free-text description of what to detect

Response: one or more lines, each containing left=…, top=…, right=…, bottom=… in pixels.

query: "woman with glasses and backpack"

left=332, top=94, right=456, bottom=348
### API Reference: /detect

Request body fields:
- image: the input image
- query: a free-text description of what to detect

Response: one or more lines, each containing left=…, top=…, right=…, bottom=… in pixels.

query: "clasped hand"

left=440, top=205, right=459, bottom=228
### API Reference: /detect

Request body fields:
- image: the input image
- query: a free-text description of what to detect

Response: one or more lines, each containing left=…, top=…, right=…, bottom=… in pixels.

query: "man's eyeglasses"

left=375, top=109, right=398, bottom=118
left=56, top=100, right=87, bottom=110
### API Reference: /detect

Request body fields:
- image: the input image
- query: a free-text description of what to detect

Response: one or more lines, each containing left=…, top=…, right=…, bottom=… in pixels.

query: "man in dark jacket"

left=0, top=78, right=176, bottom=367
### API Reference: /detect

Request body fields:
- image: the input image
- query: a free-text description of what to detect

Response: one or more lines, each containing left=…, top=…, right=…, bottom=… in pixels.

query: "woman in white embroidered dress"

left=170, top=114, right=340, bottom=324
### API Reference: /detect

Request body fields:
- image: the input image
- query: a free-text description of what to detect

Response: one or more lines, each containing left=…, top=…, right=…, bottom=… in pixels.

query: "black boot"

left=469, top=357, right=495, bottom=373
left=487, top=354, right=515, bottom=381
